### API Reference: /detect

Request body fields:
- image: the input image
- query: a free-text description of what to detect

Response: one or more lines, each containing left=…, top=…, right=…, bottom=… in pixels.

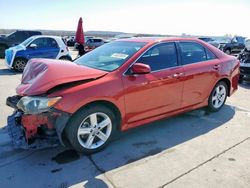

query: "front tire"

left=65, top=105, right=117, bottom=154
left=13, top=58, right=28, bottom=72
left=208, top=81, right=228, bottom=112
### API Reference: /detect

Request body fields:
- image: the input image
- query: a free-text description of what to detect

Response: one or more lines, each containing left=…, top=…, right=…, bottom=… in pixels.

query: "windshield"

left=74, top=41, right=147, bottom=71
left=21, top=37, right=34, bottom=46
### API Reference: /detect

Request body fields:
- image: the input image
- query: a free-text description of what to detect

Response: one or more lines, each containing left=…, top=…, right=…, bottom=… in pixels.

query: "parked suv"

left=217, top=36, right=245, bottom=55
left=0, top=30, right=42, bottom=58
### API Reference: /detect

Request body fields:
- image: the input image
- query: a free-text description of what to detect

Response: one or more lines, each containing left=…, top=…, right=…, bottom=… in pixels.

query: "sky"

left=0, top=0, right=250, bottom=37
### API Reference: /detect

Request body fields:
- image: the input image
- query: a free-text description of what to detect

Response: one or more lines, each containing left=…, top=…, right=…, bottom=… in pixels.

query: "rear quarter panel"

left=220, top=56, right=240, bottom=96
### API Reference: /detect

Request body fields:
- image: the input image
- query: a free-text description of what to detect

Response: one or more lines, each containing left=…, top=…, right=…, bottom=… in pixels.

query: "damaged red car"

left=6, top=38, right=240, bottom=154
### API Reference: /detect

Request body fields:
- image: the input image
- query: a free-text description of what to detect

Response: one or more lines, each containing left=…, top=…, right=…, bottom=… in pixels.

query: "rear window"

left=93, top=39, right=102, bottom=42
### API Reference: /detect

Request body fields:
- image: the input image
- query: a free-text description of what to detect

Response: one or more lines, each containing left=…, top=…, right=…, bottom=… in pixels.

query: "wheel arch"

left=59, top=55, right=72, bottom=61
left=83, top=100, right=122, bottom=126
left=216, top=77, right=231, bottom=96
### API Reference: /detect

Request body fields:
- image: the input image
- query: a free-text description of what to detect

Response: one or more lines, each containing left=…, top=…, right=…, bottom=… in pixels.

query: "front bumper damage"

left=6, top=95, right=71, bottom=149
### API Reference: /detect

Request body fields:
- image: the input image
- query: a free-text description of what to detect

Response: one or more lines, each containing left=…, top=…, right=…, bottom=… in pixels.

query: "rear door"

left=178, top=41, right=220, bottom=108
left=122, top=42, right=184, bottom=123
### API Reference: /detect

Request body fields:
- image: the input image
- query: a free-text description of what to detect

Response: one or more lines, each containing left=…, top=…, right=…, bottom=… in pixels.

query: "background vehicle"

left=5, top=35, right=71, bottom=71
left=66, top=36, right=76, bottom=46
left=74, top=36, right=94, bottom=50
left=238, top=38, right=250, bottom=83
left=84, top=38, right=105, bottom=52
left=198, top=37, right=220, bottom=48
left=215, top=36, right=246, bottom=54
left=0, top=30, right=42, bottom=58
left=6, top=38, right=239, bottom=154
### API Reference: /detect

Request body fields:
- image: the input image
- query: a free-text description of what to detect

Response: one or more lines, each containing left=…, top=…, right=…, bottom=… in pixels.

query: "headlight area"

left=6, top=95, right=71, bottom=149
left=16, top=96, right=62, bottom=114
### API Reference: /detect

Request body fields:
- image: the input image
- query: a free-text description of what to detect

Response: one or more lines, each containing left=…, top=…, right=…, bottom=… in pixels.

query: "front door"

left=122, top=42, right=184, bottom=123
left=26, top=37, right=59, bottom=59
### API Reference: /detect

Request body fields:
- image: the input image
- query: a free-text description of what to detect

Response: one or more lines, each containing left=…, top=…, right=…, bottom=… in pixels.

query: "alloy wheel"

left=211, top=84, right=226, bottom=109
left=77, top=112, right=112, bottom=149
left=14, top=59, right=26, bottom=71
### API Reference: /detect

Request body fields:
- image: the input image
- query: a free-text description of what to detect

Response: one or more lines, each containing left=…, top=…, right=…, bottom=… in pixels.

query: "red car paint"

left=16, top=38, right=239, bottom=135
left=17, top=58, right=107, bottom=96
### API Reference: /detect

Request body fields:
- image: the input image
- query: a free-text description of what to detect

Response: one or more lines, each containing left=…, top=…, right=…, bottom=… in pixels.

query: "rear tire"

left=65, top=105, right=118, bottom=154
left=207, top=81, right=228, bottom=112
left=225, top=49, right=231, bottom=55
left=13, top=58, right=28, bottom=72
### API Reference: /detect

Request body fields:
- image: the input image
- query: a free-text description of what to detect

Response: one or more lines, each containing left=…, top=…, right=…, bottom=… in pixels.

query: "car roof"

left=16, top=30, right=41, bottom=33
left=31, top=35, right=62, bottom=40
left=117, top=37, right=229, bottom=59
left=116, top=37, right=204, bottom=44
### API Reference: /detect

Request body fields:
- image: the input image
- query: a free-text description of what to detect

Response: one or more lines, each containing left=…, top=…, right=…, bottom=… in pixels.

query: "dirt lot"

left=0, top=56, right=250, bottom=188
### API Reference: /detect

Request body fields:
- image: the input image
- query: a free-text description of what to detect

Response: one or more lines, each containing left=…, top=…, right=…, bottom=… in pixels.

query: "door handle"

left=213, top=64, right=220, bottom=70
left=170, top=73, right=184, bottom=79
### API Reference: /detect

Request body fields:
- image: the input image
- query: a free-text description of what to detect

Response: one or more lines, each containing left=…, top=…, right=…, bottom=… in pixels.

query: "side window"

left=94, top=39, right=102, bottom=43
left=205, top=48, right=216, bottom=60
left=236, top=37, right=245, bottom=44
left=44, top=38, right=58, bottom=48
left=179, top=42, right=207, bottom=65
left=137, top=43, right=178, bottom=71
left=30, top=38, right=45, bottom=48
left=15, top=32, right=25, bottom=41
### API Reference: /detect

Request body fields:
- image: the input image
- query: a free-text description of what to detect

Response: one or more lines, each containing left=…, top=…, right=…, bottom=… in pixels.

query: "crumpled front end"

left=6, top=95, right=71, bottom=149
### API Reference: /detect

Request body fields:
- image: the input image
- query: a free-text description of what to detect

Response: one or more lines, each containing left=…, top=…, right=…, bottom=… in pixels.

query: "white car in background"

left=5, top=35, right=72, bottom=71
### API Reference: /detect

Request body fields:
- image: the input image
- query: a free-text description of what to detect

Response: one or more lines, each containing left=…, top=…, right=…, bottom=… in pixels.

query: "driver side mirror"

left=29, top=43, right=37, bottom=49
left=130, top=63, right=151, bottom=74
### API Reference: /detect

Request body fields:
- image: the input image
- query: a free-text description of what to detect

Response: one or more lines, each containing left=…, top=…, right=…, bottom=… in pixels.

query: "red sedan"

left=6, top=37, right=239, bottom=154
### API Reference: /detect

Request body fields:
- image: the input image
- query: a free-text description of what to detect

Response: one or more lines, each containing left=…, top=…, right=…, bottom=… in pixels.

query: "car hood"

left=0, top=36, right=7, bottom=41
left=16, top=58, right=108, bottom=96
